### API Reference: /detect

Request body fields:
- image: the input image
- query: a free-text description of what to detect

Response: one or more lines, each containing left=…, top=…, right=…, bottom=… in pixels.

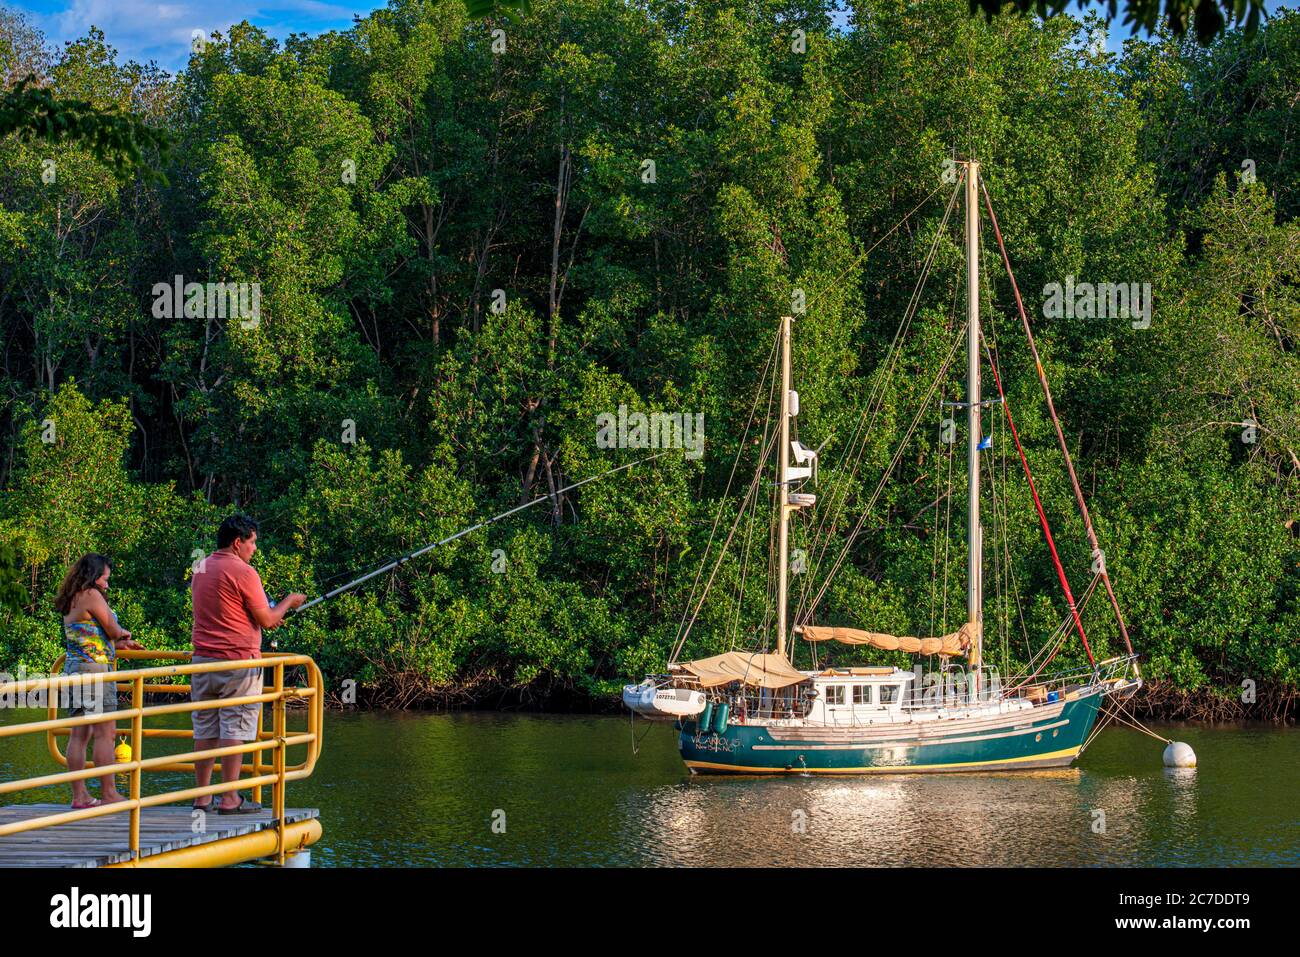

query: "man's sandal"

left=218, top=795, right=263, bottom=815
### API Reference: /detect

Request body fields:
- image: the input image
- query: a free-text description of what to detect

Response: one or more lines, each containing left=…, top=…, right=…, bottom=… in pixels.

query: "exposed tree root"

left=1128, top=679, right=1296, bottom=724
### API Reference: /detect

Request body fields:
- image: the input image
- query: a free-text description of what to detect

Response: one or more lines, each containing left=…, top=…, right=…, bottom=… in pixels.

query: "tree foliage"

left=0, top=0, right=1296, bottom=710
left=967, top=0, right=1265, bottom=44
left=0, top=77, right=172, bottom=183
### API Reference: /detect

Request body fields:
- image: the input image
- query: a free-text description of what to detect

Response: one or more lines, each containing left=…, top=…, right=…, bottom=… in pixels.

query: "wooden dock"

left=0, top=803, right=320, bottom=867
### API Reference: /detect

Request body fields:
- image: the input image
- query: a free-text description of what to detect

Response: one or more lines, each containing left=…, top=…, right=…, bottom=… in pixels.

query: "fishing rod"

left=290, top=449, right=674, bottom=615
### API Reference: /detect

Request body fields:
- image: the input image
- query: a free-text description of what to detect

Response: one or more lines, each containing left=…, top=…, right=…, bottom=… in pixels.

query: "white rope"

left=1109, top=703, right=1172, bottom=744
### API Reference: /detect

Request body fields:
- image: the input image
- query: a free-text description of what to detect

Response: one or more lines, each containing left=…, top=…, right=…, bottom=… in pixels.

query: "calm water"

left=2, top=709, right=1295, bottom=866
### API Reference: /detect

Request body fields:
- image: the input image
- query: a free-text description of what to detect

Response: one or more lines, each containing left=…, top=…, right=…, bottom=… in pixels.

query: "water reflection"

left=1, top=710, right=1293, bottom=867
left=627, top=771, right=1081, bottom=866
left=611, top=724, right=1289, bottom=867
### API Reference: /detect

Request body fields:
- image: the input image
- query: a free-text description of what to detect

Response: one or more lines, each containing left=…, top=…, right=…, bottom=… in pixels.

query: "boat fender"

left=1162, top=741, right=1196, bottom=768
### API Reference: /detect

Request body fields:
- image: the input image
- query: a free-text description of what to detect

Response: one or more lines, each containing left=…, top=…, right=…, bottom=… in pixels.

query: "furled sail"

left=797, top=621, right=976, bottom=658
left=675, top=651, right=808, bottom=689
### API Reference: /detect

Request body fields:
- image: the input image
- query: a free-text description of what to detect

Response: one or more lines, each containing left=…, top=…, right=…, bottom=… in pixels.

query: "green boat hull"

left=679, top=691, right=1103, bottom=774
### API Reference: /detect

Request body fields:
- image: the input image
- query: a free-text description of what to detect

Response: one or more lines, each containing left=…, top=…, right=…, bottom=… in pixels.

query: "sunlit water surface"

left=2, top=710, right=1295, bottom=866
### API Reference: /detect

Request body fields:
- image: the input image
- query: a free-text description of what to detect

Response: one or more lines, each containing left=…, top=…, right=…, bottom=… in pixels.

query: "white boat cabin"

left=803, top=667, right=914, bottom=726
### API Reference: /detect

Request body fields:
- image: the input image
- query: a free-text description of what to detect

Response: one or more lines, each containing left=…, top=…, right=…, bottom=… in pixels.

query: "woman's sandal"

left=71, top=798, right=102, bottom=810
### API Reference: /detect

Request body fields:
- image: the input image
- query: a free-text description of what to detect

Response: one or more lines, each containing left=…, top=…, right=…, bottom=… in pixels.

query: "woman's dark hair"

left=53, top=553, right=113, bottom=615
left=217, top=514, right=258, bottom=549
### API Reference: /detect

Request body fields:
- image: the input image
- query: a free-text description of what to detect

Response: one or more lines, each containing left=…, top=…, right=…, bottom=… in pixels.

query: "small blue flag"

left=977, top=435, right=992, bottom=451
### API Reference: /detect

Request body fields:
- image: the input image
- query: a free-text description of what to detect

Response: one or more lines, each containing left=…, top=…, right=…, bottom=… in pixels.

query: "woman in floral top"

left=54, top=554, right=143, bottom=809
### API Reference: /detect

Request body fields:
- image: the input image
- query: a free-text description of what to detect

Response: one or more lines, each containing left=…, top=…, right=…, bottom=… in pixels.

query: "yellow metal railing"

left=0, top=649, right=324, bottom=865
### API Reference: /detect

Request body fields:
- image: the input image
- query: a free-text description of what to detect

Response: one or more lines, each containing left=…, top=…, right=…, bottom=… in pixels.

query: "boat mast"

left=777, top=314, right=793, bottom=659
left=965, top=161, right=983, bottom=697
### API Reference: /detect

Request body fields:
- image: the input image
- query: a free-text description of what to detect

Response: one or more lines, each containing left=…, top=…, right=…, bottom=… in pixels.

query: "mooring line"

left=629, top=710, right=658, bottom=755
left=1110, top=702, right=1172, bottom=744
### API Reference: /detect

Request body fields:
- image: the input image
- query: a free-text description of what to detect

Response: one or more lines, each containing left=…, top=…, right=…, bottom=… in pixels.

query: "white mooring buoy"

left=1162, top=741, right=1197, bottom=768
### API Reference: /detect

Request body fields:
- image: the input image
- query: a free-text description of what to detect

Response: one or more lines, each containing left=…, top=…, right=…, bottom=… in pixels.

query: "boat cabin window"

left=852, top=684, right=873, bottom=705
left=825, top=685, right=845, bottom=705
left=880, top=684, right=900, bottom=704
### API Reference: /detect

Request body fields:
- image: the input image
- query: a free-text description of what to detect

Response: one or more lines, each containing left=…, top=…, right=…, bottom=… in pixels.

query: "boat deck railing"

left=0, top=649, right=323, bottom=865
left=1005, top=654, right=1142, bottom=701
left=693, top=655, right=1142, bottom=727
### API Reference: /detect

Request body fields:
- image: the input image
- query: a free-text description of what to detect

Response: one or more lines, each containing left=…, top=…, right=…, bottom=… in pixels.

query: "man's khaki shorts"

left=191, top=656, right=263, bottom=741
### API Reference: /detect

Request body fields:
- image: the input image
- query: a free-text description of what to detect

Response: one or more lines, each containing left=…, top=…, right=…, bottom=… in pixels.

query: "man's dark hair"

left=217, top=514, right=258, bottom=549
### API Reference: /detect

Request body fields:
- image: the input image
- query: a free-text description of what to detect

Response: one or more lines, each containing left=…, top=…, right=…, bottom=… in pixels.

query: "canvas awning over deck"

left=798, top=621, right=975, bottom=658
left=676, top=651, right=807, bottom=689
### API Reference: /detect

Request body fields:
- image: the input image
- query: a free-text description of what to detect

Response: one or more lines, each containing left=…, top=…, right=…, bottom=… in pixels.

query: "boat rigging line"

left=981, top=178, right=1138, bottom=671
left=670, top=325, right=782, bottom=661
left=802, top=180, right=954, bottom=314
left=981, top=328, right=1095, bottom=666
left=665, top=176, right=965, bottom=663
left=797, top=317, right=970, bottom=625
left=793, top=175, right=966, bottom=626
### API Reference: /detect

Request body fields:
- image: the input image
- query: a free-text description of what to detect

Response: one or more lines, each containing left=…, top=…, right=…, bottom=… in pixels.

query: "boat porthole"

left=1035, top=733, right=1042, bottom=742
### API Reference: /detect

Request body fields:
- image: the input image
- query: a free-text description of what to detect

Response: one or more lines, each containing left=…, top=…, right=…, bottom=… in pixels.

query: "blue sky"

left=3, top=0, right=1289, bottom=73
left=7, top=1, right=375, bottom=70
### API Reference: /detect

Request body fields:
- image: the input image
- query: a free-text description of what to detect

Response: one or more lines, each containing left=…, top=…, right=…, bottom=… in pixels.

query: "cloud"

left=22, top=0, right=370, bottom=72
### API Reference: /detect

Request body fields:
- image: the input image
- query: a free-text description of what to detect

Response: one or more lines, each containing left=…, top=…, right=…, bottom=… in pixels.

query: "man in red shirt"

left=190, top=515, right=305, bottom=814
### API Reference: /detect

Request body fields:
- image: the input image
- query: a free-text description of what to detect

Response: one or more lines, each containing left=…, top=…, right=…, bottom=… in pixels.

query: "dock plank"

left=0, top=803, right=319, bottom=867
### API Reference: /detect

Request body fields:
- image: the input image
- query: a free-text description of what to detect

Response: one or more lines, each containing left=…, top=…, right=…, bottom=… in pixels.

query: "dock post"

left=273, top=660, right=287, bottom=865
left=129, top=672, right=143, bottom=859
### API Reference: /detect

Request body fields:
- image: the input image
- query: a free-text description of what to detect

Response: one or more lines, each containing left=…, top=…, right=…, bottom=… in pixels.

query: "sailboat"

left=624, top=160, right=1142, bottom=773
